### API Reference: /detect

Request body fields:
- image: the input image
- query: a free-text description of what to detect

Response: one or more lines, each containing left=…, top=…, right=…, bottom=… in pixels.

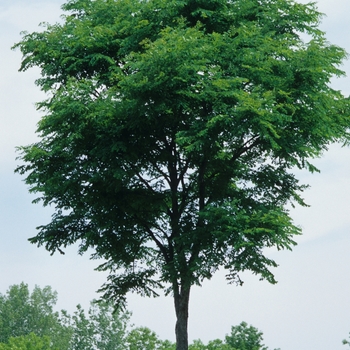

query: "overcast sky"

left=1, top=1, right=350, bottom=349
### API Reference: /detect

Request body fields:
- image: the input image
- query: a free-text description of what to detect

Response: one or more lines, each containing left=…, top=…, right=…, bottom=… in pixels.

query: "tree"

left=188, top=322, right=279, bottom=350
left=14, top=0, right=350, bottom=349
left=0, top=283, right=70, bottom=348
left=126, top=327, right=176, bottom=350
left=225, top=322, right=268, bottom=350
left=0, top=333, right=54, bottom=350
left=65, top=301, right=129, bottom=350
left=0, top=283, right=135, bottom=350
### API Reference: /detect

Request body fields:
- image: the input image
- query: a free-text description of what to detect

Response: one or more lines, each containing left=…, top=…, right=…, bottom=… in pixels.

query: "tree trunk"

left=174, top=285, right=191, bottom=350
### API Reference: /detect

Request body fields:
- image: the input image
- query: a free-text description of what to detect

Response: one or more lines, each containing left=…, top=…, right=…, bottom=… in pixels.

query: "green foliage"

left=206, top=339, right=231, bottom=350
left=13, top=0, right=350, bottom=348
left=0, top=284, right=280, bottom=350
left=0, top=333, right=54, bottom=350
left=0, top=283, right=70, bottom=348
left=15, top=0, right=350, bottom=303
left=189, top=322, right=280, bottom=350
left=126, top=327, right=176, bottom=350
left=0, top=283, right=132, bottom=350
left=225, top=322, right=267, bottom=350
left=189, top=339, right=231, bottom=350
left=65, top=301, right=129, bottom=350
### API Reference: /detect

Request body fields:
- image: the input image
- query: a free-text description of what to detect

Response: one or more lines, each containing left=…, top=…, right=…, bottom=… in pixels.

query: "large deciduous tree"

left=14, top=0, right=350, bottom=348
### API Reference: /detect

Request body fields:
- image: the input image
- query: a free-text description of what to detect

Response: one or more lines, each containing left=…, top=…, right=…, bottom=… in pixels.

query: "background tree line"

left=3, top=282, right=350, bottom=349
left=0, top=283, right=279, bottom=349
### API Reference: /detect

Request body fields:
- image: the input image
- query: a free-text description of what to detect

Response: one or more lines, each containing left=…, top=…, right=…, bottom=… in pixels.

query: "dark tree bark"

left=174, top=284, right=191, bottom=350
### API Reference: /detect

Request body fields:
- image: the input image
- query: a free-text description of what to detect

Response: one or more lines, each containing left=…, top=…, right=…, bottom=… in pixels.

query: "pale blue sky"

left=1, top=1, right=350, bottom=349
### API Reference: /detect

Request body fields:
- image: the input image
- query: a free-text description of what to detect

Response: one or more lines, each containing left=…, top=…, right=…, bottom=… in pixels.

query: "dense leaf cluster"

left=15, top=0, right=350, bottom=303
left=0, top=283, right=69, bottom=348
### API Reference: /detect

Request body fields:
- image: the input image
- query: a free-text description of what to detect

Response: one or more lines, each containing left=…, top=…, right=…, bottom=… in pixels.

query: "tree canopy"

left=126, top=327, right=176, bottom=350
left=0, top=333, right=54, bottom=350
left=0, top=283, right=69, bottom=347
left=65, top=301, right=129, bottom=350
left=14, top=0, right=350, bottom=348
left=0, top=283, right=130, bottom=350
left=188, top=322, right=280, bottom=350
left=225, top=322, right=270, bottom=350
